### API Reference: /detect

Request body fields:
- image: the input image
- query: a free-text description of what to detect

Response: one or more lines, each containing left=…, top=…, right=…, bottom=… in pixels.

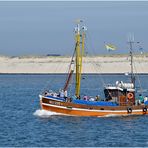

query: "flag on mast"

left=105, top=44, right=117, bottom=51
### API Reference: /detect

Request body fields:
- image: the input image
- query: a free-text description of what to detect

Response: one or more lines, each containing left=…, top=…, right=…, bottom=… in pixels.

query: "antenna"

left=127, top=33, right=135, bottom=87
left=127, top=33, right=134, bottom=42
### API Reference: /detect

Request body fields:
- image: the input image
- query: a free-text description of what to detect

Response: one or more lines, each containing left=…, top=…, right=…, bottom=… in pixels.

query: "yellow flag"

left=105, top=44, right=117, bottom=51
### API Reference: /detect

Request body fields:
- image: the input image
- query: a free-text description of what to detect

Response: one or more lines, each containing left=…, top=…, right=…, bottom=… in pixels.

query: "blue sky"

left=0, top=1, right=148, bottom=56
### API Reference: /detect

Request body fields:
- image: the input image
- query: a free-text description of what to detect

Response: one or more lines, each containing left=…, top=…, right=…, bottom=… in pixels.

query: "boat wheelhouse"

left=104, top=81, right=135, bottom=106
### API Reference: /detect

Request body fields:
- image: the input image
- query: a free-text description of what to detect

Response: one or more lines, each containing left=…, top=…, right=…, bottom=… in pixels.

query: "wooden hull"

left=40, top=95, right=148, bottom=117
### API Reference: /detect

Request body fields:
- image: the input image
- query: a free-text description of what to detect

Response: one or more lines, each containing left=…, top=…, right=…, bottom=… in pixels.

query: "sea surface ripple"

left=0, top=74, right=148, bottom=147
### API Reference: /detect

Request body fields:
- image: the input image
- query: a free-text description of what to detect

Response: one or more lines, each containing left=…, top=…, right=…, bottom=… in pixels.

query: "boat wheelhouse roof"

left=104, top=86, right=135, bottom=92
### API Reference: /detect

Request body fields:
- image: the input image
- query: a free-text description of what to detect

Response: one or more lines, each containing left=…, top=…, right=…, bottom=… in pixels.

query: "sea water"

left=0, top=74, right=148, bottom=147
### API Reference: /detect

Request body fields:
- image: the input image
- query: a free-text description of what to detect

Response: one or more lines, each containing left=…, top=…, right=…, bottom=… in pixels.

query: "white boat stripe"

left=42, top=103, right=143, bottom=113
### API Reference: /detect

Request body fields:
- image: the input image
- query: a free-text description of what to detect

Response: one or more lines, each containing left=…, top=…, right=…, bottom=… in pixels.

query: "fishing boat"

left=39, top=21, right=148, bottom=117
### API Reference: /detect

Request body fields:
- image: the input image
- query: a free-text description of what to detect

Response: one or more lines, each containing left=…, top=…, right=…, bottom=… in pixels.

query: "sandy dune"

left=0, top=55, right=148, bottom=74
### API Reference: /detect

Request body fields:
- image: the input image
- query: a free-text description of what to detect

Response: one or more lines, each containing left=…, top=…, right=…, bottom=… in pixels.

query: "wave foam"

left=33, top=109, right=62, bottom=118
left=104, top=114, right=123, bottom=117
left=102, top=114, right=130, bottom=118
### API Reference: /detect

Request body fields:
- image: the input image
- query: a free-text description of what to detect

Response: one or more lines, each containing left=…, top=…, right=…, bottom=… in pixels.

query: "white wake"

left=33, top=109, right=62, bottom=118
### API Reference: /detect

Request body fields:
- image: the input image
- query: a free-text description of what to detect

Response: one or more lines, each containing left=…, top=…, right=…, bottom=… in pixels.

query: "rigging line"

left=39, top=57, right=61, bottom=93
left=68, top=78, right=74, bottom=95
left=85, top=31, right=106, bottom=86
left=86, top=33, right=117, bottom=99
left=64, top=44, right=76, bottom=84
left=90, top=55, right=106, bottom=87
left=80, top=87, right=102, bottom=90
left=136, top=54, right=146, bottom=73
left=69, top=74, right=77, bottom=96
left=87, top=55, right=106, bottom=88
left=77, top=30, right=107, bottom=97
left=68, top=57, right=77, bottom=96
left=83, top=32, right=111, bottom=99
left=84, top=51, right=100, bottom=90
left=41, top=57, right=65, bottom=93
left=86, top=31, right=97, bottom=55
left=86, top=32, right=122, bottom=100
left=66, top=45, right=77, bottom=92
left=133, top=57, right=143, bottom=95
left=84, top=63, right=94, bottom=88
left=56, top=56, right=73, bottom=88
left=40, top=74, right=57, bottom=94
left=133, top=63, right=143, bottom=95
left=131, top=52, right=142, bottom=91
left=138, top=53, right=148, bottom=75
left=48, top=62, right=60, bottom=84
left=80, top=33, right=92, bottom=89
left=68, top=74, right=74, bottom=96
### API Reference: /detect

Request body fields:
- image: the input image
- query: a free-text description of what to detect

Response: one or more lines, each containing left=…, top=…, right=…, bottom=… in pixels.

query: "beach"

left=0, top=55, right=148, bottom=74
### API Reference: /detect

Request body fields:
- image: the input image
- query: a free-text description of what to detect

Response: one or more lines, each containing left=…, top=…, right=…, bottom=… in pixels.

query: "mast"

left=75, top=20, right=86, bottom=97
left=128, top=35, right=135, bottom=87
left=63, top=69, right=74, bottom=91
left=63, top=47, right=75, bottom=91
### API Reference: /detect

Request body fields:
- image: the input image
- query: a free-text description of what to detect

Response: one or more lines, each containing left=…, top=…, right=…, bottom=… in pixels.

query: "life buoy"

left=143, top=107, right=147, bottom=113
left=127, top=107, right=132, bottom=113
left=127, top=93, right=134, bottom=99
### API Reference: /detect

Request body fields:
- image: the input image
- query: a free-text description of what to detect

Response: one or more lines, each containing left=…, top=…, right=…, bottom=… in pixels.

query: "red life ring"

left=127, top=93, right=134, bottom=99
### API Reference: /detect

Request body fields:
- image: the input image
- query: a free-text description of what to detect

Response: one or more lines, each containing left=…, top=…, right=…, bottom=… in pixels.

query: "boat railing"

left=42, top=90, right=59, bottom=97
left=104, top=84, right=116, bottom=88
